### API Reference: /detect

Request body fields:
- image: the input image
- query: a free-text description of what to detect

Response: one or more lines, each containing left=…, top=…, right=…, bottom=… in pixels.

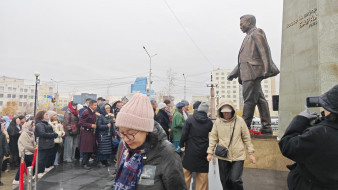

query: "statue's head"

left=240, top=15, right=256, bottom=33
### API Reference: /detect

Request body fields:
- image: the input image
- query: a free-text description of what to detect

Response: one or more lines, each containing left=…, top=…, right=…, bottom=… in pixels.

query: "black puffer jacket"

left=115, top=122, right=187, bottom=190
left=34, top=120, right=58, bottom=150
left=155, top=109, right=170, bottom=138
left=180, top=111, right=213, bottom=173
left=0, top=131, right=10, bottom=157
left=279, top=116, right=338, bottom=190
left=96, top=104, right=114, bottom=155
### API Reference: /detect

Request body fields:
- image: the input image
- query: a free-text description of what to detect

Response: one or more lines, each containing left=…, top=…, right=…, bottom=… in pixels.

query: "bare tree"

left=2, top=101, right=19, bottom=116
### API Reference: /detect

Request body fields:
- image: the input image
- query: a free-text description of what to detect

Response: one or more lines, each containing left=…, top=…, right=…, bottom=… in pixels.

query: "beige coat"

left=18, top=131, right=36, bottom=157
left=207, top=100, right=254, bottom=162
left=50, top=121, right=64, bottom=144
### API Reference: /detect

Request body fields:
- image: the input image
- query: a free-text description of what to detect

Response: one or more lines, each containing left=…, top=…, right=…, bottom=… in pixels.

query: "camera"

left=306, top=96, right=321, bottom=107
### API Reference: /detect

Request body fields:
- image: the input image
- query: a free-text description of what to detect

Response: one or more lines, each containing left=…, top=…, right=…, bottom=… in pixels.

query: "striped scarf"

left=113, top=144, right=151, bottom=190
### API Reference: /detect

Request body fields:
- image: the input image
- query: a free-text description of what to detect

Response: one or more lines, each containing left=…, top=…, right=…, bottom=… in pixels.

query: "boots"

left=260, top=125, right=273, bottom=134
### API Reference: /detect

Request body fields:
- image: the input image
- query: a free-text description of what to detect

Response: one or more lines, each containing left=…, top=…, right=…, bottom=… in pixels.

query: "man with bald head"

left=228, top=15, right=279, bottom=134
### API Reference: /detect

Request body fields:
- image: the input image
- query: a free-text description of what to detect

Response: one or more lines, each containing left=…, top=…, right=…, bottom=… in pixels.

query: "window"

left=0, top=86, right=4, bottom=92
left=227, top=86, right=231, bottom=89
left=20, top=95, right=23, bottom=98
left=24, top=95, right=27, bottom=99
left=264, top=85, right=268, bottom=88
left=264, top=80, right=268, bottom=83
left=31, top=89, right=34, bottom=93
left=216, top=73, right=219, bottom=75
left=216, top=77, right=219, bottom=80
left=221, top=72, right=224, bottom=75
left=8, top=87, right=12, bottom=91
left=0, top=94, right=3, bottom=98
left=24, top=89, right=28, bottom=93
left=265, top=90, right=268, bottom=93
left=19, top=102, right=23, bottom=106
left=20, top=88, right=23, bottom=92
left=23, top=102, right=27, bottom=106
left=233, top=100, right=237, bottom=103
left=0, top=101, right=3, bottom=106
left=227, top=81, right=231, bottom=84
left=222, top=86, right=225, bottom=89
left=227, top=95, right=231, bottom=98
left=12, top=94, right=16, bottom=98
left=222, top=95, right=225, bottom=98
left=13, top=88, right=16, bottom=92
left=7, top=94, right=11, bottom=98
left=233, top=81, right=236, bottom=84
left=227, top=90, right=231, bottom=93
left=233, top=90, right=236, bottom=93
left=233, top=86, right=236, bottom=88
left=221, top=77, right=225, bottom=80
left=222, top=91, right=225, bottom=93
left=221, top=82, right=225, bottom=84
left=233, top=95, right=236, bottom=98
left=265, top=95, right=268, bottom=98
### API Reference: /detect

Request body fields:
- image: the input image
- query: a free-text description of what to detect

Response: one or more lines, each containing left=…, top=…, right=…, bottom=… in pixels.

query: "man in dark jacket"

left=78, top=100, right=98, bottom=169
left=79, top=98, right=91, bottom=118
left=155, top=102, right=170, bottom=140
left=180, top=102, right=213, bottom=190
left=279, top=85, right=338, bottom=190
left=0, top=120, right=10, bottom=186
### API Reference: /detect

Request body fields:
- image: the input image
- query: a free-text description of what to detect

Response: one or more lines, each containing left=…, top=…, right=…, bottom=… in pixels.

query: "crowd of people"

left=0, top=96, right=125, bottom=186
left=2, top=85, right=337, bottom=189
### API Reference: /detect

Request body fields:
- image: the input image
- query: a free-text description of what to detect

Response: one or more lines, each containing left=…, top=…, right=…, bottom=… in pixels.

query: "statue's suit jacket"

left=230, top=27, right=279, bottom=84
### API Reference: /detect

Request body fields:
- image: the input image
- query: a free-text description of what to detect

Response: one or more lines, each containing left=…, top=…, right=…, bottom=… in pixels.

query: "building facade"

left=0, top=76, right=55, bottom=115
left=212, top=69, right=276, bottom=112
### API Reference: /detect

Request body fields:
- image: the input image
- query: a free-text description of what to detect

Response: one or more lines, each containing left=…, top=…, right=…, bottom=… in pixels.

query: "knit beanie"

left=320, top=84, right=338, bottom=114
left=47, top=111, right=57, bottom=121
left=198, top=102, right=209, bottom=114
left=181, top=100, right=189, bottom=106
left=116, top=93, right=154, bottom=132
left=158, top=102, right=166, bottom=110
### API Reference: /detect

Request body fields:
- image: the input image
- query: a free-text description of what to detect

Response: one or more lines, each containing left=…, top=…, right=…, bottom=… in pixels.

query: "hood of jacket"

left=99, top=103, right=111, bottom=116
left=193, top=111, right=209, bottom=123
left=217, top=100, right=237, bottom=122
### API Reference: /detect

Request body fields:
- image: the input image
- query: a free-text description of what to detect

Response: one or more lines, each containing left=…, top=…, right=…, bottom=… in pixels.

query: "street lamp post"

left=183, top=73, right=186, bottom=100
left=143, top=46, right=157, bottom=97
left=33, top=72, right=40, bottom=116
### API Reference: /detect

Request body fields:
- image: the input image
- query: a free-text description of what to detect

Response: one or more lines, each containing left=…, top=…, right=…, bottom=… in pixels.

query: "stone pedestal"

left=244, top=138, right=293, bottom=171
left=278, top=0, right=338, bottom=137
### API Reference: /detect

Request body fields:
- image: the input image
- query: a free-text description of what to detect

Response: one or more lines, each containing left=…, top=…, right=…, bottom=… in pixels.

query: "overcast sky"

left=0, top=0, right=283, bottom=101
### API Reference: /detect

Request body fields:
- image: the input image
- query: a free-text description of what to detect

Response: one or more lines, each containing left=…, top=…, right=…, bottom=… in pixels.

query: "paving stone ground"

left=3, top=160, right=288, bottom=190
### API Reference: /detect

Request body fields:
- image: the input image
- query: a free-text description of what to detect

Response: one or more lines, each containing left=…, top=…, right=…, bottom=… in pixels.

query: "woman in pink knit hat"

left=113, top=93, right=187, bottom=190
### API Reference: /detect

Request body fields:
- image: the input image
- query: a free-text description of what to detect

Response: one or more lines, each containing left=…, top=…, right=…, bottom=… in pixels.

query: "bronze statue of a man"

left=228, top=15, right=280, bottom=134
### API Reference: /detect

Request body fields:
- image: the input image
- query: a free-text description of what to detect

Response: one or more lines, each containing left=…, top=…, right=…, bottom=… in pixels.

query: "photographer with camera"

left=279, top=85, right=338, bottom=190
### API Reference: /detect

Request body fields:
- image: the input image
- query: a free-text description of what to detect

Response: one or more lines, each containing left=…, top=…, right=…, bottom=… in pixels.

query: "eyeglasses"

left=116, top=130, right=139, bottom=141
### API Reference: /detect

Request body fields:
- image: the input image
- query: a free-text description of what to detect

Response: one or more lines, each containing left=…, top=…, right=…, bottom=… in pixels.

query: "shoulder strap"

left=228, top=118, right=237, bottom=147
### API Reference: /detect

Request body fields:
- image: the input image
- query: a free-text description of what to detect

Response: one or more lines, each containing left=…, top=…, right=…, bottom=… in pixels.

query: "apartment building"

left=0, top=76, right=54, bottom=114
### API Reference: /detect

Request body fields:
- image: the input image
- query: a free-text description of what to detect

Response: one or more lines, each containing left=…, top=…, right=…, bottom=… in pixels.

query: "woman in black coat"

left=96, top=103, right=114, bottom=166
left=279, top=85, right=338, bottom=190
left=7, top=117, right=22, bottom=167
left=179, top=102, right=213, bottom=190
left=34, top=111, right=58, bottom=174
left=155, top=103, right=170, bottom=140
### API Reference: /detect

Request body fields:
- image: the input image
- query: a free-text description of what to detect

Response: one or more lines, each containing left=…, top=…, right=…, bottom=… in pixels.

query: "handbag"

left=215, top=119, right=237, bottom=158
